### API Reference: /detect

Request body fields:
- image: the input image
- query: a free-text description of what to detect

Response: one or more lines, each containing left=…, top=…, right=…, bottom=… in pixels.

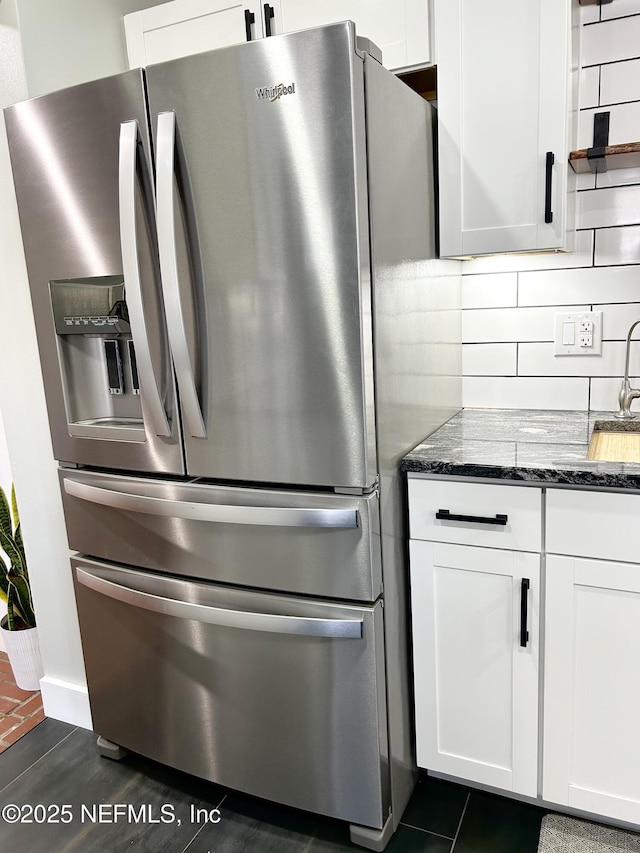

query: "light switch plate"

left=554, top=311, right=603, bottom=355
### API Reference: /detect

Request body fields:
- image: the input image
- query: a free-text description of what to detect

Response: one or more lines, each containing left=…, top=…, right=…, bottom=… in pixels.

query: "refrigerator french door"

left=5, top=70, right=184, bottom=475
left=145, top=23, right=377, bottom=488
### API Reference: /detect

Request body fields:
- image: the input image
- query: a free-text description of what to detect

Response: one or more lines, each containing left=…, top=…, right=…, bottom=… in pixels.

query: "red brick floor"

left=0, top=651, right=45, bottom=753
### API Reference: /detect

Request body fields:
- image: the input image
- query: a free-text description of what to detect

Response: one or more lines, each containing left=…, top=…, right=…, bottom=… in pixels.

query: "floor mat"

left=538, top=814, right=640, bottom=853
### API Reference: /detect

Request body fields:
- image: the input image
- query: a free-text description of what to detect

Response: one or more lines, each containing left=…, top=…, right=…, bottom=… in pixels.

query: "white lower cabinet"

left=543, top=554, right=640, bottom=824
left=409, top=478, right=640, bottom=828
left=410, top=540, right=540, bottom=797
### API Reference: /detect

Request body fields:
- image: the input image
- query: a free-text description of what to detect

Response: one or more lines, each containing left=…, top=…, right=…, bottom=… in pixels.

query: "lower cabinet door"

left=410, top=541, right=540, bottom=796
left=543, top=555, right=640, bottom=824
left=72, top=557, right=389, bottom=829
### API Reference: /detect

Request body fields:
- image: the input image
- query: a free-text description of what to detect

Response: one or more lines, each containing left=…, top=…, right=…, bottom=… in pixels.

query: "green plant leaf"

left=10, top=484, right=19, bottom=532
left=13, top=523, right=25, bottom=572
left=0, top=527, right=25, bottom=574
left=7, top=568, right=34, bottom=628
left=0, top=488, right=12, bottom=542
left=6, top=582, right=16, bottom=630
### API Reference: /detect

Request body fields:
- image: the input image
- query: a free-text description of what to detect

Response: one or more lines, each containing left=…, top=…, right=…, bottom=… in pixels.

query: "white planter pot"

left=0, top=619, right=44, bottom=691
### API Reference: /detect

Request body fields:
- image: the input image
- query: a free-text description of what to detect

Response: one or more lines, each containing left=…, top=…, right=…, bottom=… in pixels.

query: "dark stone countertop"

left=401, top=408, right=640, bottom=490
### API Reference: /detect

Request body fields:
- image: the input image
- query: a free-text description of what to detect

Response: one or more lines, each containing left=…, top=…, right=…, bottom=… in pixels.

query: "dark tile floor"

left=0, top=719, right=547, bottom=852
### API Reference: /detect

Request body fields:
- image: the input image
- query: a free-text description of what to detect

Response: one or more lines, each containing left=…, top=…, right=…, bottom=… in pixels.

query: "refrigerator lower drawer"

left=72, top=557, right=389, bottom=829
left=61, top=468, right=381, bottom=601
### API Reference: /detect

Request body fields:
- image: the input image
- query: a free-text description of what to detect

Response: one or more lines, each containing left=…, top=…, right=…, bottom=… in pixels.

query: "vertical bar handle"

left=244, top=9, right=255, bottom=41
left=118, top=120, right=171, bottom=437
left=520, top=578, right=530, bottom=648
left=155, top=111, right=207, bottom=438
left=263, top=4, right=274, bottom=36
left=544, top=151, right=554, bottom=224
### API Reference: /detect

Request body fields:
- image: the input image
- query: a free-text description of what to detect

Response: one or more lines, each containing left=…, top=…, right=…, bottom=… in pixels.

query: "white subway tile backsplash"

left=595, top=225, right=640, bottom=265
left=578, top=102, right=640, bottom=149
left=461, top=273, right=517, bottom=309
left=600, top=0, right=640, bottom=21
left=581, top=5, right=600, bottom=24
left=596, top=165, right=640, bottom=188
left=577, top=185, right=640, bottom=229
left=577, top=172, right=597, bottom=191
left=593, top=303, right=640, bottom=338
left=582, top=16, right=640, bottom=66
left=462, top=306, right=588, bottom=343
left=600, top=57, right=640, bottom=105
left=580, top=66, right=600, bottom=109
left=460, top=231, right=594, bottom=275
left=518, top=265, right=640, bottom=306
left=591, top=376, right=640, bottom=412
left=518, top=341, right=628, bottom=377
left=462, top=344, right=517, bottom=376
left=462, top=377, right=589, bottom=410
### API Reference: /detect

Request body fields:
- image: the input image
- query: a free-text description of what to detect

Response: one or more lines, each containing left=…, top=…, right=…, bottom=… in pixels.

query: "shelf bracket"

left=587, top=111, right=610, bottom=174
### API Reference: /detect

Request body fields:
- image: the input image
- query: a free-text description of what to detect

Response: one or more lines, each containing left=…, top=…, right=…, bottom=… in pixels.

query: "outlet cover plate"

left=555, top=311, right=603, bottom=356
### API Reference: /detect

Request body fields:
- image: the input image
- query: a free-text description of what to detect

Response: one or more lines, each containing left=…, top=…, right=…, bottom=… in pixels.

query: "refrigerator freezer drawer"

left=60, top=469, right=382, bottom=601
left=72, top=558, right=389, bottom=829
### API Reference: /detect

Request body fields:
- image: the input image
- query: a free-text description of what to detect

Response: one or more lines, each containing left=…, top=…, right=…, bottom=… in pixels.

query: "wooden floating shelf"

left=569, top=142, right=640, bottom=174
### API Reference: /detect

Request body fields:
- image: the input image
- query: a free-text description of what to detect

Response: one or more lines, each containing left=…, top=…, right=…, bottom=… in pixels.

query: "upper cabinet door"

left=272, top=0, right=432, bottom=71
left=124, top=0, right=266, bottom=67
left=125, top=0, right=432, bottom=72
left=436, top=0, right=579, bottom=257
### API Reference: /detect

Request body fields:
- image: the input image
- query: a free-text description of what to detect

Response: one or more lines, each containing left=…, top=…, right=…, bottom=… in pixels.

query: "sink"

left=587, top=420, right=640, bottom=462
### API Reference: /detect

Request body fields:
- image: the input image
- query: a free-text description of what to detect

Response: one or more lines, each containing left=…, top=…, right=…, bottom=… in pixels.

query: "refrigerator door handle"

left=118, top=120, right=171, bottom=437
left=76, top=568, right=364, bottom=638
left=156, top=110, right=207, bottom=439
left=63, top=478, right=360, bottom=528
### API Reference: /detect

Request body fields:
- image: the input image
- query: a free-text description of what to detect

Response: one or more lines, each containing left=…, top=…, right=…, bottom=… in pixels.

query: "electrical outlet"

left=555, top=311, right=603, bottom=356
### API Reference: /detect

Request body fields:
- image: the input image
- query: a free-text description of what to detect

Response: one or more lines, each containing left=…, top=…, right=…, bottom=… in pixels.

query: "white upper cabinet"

left=124, top=0, right=432, bottom=72
left=435, top=0, right=579, bottom=257
left=272, top=0, right=432, bottom=71
left=124, top=0, right=267, bottom=67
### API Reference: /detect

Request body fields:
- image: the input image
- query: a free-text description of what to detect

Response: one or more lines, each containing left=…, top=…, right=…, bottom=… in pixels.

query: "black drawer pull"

left=244, top=9, right=255, bottom=41
left=520, top=578, right=530, bottom=648
left=435, top=509, right=508, bottom=526
left=544, top=150, right=554, bottom=224
left=264, top=3, right=275, bottom=36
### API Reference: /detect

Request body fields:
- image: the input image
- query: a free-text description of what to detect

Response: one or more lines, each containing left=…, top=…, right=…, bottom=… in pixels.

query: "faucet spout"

left=616, top=320, right=640, bottom=419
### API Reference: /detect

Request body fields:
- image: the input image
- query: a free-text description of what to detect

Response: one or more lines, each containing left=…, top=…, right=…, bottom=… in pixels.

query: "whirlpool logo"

left=255, top=82, right=296, bottom=102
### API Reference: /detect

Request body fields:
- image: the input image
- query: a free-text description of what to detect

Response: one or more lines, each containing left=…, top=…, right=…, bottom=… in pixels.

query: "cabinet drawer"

left=547, top=488, right=640, bottom=563
left=408, top=478, right=542, bottom=552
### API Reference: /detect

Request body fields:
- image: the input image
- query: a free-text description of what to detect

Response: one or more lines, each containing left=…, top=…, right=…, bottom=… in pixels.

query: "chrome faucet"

left=616, top=319, right=640, bottom=419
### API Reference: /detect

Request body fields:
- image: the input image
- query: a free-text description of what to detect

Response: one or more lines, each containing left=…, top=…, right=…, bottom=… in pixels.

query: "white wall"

left=15, top=0, right=173, bottom=96
left=0, top=0, right=173, bottom=726
left=0, top=0, right=27, bottom=650
left=462, top=3, right=640, bottom=412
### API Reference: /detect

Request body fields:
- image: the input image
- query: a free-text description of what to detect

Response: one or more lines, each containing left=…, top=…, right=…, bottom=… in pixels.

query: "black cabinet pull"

left=244, top=9, right=255, bottom=41
left=435, top=509, right=508, bottom=526
left=544, top=151, right=554, bottom=224
left=520, top=578, right=530, bottom=648
left=264, top=4, right=275, bottom=36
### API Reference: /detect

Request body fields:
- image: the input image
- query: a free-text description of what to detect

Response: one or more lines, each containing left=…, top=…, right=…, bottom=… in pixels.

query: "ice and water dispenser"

left=50, top=276, right=145, bottom=441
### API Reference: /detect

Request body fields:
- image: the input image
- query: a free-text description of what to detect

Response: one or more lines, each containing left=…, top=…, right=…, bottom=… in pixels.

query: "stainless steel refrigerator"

left=5, top=21, right=459, bottom=851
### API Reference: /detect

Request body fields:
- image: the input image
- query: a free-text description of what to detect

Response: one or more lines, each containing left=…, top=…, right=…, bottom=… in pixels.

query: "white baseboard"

left=40, top=676, right=93, bottom=730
